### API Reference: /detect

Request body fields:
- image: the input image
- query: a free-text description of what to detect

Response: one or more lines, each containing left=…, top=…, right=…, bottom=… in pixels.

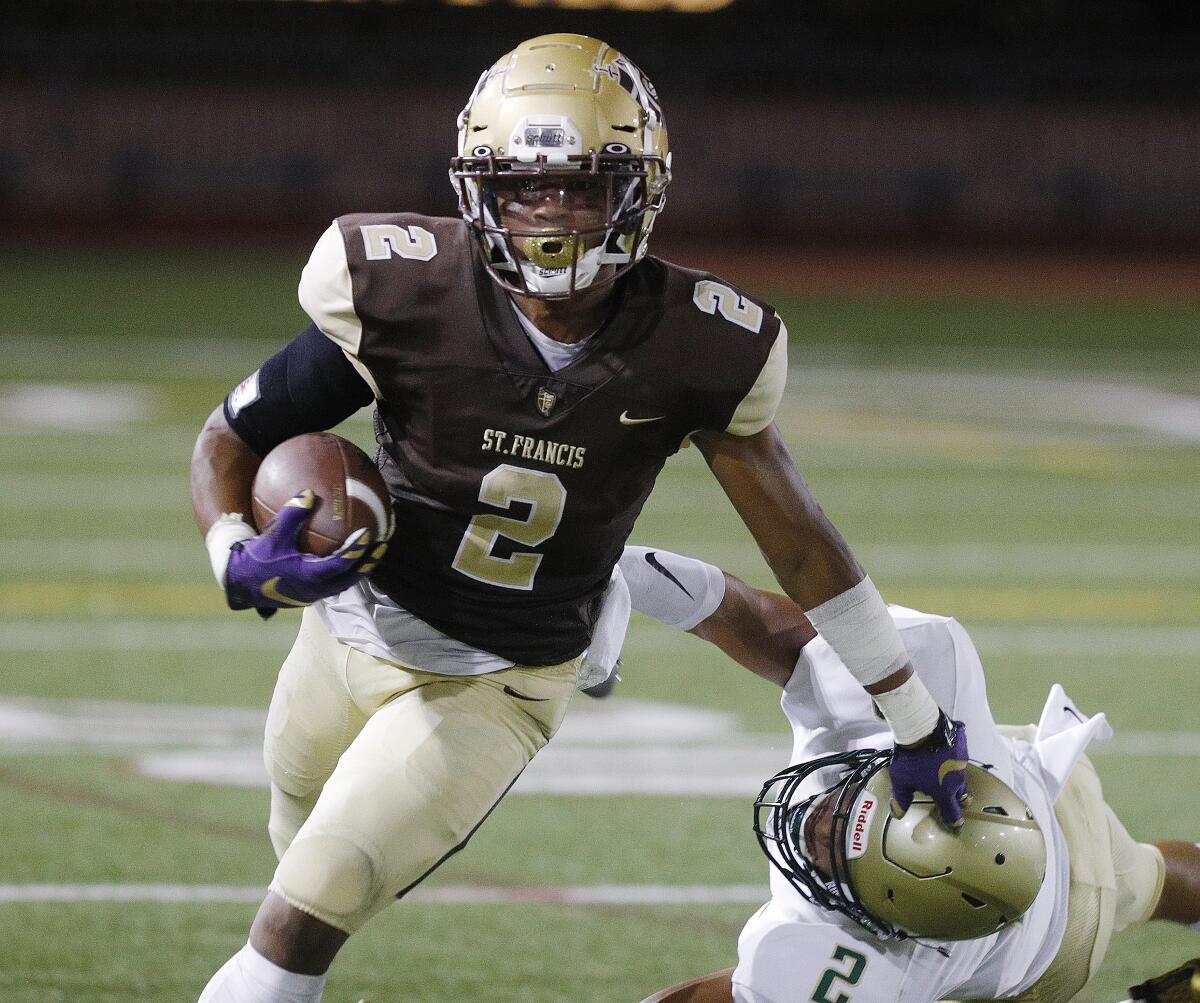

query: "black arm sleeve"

left=223, top=323, right=374, bottom=457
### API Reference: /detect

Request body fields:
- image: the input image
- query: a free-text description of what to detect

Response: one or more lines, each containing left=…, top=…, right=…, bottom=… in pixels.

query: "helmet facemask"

left=755, top=750, right=900, bottom=940
left=754, top=750, right=1046, bottom=943
left=451, top=148, right=668, bottom=299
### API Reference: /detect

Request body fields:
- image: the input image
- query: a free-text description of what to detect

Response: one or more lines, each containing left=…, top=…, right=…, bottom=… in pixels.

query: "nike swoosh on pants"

left=502, top=684, right=550, bottom=702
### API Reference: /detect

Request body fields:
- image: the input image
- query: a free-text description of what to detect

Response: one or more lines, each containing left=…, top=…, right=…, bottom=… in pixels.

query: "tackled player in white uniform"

left=617, top=546, right=1199, bottom=1003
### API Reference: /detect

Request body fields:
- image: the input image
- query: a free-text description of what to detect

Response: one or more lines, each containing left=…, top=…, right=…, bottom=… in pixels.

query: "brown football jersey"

left=299, top=213, right=787, bottom=665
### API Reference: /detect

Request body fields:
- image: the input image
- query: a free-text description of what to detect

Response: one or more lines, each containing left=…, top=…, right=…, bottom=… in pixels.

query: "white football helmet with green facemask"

left=450, top=33, right=672, bottom=299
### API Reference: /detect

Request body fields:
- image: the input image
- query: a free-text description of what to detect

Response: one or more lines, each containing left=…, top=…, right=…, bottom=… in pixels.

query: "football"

left=251, top=432, right=392, bottom=556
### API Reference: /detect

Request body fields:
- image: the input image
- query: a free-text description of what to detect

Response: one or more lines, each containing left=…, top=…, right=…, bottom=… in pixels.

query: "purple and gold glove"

left=889, top=711, right=969, bottom=829
left=224, top=490, right=385, bottom=616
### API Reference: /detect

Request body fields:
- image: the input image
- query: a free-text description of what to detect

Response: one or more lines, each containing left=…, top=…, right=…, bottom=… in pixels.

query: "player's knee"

left=267, top=783, right=316, bottom=860
left=273, top=832, right=380, bottom=933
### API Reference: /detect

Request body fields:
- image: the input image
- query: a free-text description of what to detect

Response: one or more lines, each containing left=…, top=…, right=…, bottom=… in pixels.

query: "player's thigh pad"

left=264, top=606, right=366, bottom=857
left=1104, top=802, right=1165, bottom=931
left=270, top=655, right=577, bottom=933
left=1012, top=754, right=1117, bottom=1001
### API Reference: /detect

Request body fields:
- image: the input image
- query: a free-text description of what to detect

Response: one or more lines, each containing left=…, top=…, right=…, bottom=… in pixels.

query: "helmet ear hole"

left=847, top=762, right=1046, bottom=941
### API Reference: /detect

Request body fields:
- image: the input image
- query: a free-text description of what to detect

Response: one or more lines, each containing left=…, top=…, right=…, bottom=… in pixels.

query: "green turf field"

left=0, top=246, right=1197, bottom=1001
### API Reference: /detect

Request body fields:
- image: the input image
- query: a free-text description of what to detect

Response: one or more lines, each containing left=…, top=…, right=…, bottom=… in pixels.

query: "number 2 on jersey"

left=811, top=946, right=867, bottom=1003
left=692, top=279, right=764, bottom=333
left=452, top=464, right=565, bottom=590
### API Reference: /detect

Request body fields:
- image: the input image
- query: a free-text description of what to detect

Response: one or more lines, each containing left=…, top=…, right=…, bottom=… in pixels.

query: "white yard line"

left=0, top=383, right=159, bottom=430
left=0, top=882, right=769, bottom=906
left=786, top=368, right=1200, bottom=443
left=5, top=471, right=1196, bottom=516
left=1, top=695, right=1196, bottom=813
left=0, top=620, right=293, bottom=652
left=0, top=336, right=280, bottom=381
left=3, top=540, right=1197, bottom=581
left=1, top=620, right=1198, bottom=656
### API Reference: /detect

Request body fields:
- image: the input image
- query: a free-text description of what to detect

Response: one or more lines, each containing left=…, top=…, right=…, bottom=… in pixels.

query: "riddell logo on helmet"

left=847, top=795, right=878, bottom=859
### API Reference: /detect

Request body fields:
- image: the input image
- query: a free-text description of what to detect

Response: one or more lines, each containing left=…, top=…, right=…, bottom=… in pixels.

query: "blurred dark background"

left=3, top=0, right=1200, bottom=252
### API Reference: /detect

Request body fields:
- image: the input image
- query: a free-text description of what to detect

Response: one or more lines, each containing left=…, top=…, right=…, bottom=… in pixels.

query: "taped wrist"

left=205, top=513, right=256, bottom=588
left=804, top=576, right=908, bottom=686
left=874, top=674, right=942, bottom=746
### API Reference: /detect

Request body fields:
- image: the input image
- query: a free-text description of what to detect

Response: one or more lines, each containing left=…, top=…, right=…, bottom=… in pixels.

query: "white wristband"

left=204, top=513, right=257, bottom=588
left=804, top=576, right=908, bottom=686
left=873, top=673, right=941, bottom=746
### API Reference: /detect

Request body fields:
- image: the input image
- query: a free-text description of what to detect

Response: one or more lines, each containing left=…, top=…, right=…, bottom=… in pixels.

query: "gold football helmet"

left=755, top=750, right=1047, bottom=942
left=450, top=33, right=671, bottom=298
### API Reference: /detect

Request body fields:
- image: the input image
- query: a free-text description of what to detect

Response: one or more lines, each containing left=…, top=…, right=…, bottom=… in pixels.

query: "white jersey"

left=619, top=549, right=1112, bottom=1003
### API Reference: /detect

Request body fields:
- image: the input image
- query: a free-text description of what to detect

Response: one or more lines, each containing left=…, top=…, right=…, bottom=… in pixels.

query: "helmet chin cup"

left=516, top=243, right=603, bottom=296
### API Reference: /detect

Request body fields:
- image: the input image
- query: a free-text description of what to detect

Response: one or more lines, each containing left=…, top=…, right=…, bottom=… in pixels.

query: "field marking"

left=0, top=336, right=281, bottom=381
left=0, top=619, right=288, bottom=651
left=4, top=472, right=1196, bottom=517
left=630, top=540, right=1200, bottom=582
left=0, top=383, right=159, bottom=430
left=785, top=367, right=1200, bottom=443
left=0, top=620, right=1199, bottom=656
left=1, top=697, right=1196, bottom=810
left=3, top=539, right=1198, bottom=582
left=5, top=361, right=1197, bottom=441
left=0, top=882, right=769, bottom=906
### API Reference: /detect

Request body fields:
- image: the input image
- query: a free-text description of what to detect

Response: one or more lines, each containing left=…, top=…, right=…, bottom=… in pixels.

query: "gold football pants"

left=263, top=606, right=577, bottom=933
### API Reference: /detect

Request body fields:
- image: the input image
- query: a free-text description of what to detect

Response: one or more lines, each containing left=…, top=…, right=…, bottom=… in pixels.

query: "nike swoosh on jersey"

left=644, top=551, right=693, bottom=599
left=619, top=411, right=666, bottom=425
left=502, top=684, right=550, bottom=702
left=260, top=577, right=308, bottom=607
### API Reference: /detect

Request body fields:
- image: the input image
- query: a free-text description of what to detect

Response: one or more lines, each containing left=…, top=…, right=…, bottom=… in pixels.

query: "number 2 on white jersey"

left=451, top=464, right=566, bottom=590
left=811, top=945, right=867, bottom=1003
left=692, top=279, right=764, bottom=333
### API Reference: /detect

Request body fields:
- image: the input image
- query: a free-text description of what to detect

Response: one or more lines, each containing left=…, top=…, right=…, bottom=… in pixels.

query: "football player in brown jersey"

left=191, top=33, right=972, bottom=1003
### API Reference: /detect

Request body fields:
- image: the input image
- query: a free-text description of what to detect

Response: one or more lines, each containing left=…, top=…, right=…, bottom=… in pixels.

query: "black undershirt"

left=223, top=323, right=373, bottom=457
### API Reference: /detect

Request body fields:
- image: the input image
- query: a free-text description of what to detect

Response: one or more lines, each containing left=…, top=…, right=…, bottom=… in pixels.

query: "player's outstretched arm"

left=687, top=571, right=815, bottom=688
left=693, top=424, right=968, bottom=826
left=621, top=545, right=811, bottom=687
